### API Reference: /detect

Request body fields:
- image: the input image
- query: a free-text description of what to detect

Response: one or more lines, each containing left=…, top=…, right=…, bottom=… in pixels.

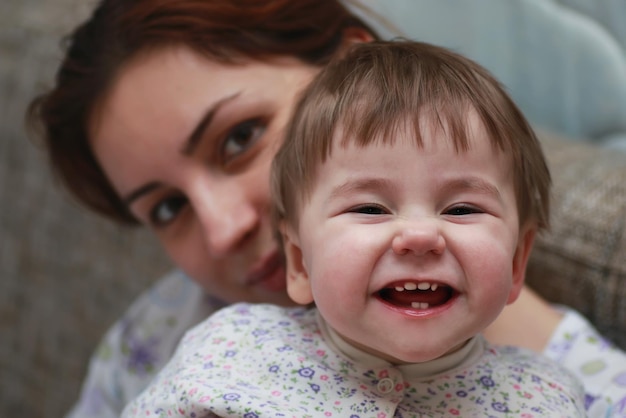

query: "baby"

left=123, top=40, right=586, bottom=417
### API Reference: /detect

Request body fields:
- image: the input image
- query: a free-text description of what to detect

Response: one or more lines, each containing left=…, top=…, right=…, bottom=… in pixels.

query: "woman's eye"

left=221, top=118, right=266, bottom=161
left=149, top=196, right=188, bottom=227
left=350, top=204, right=388, bottom=215
left=445, top=205, right=482, bottom=216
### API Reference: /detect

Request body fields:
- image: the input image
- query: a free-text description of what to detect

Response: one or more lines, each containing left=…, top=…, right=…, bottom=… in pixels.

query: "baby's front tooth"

left=431, top=283, right=438, bottom=291
left=420, top=302, right=429, bottom=309
left=404, top=282, right=417, bottom=291
left=395, top=286, right=405, bottom=292
left=417, top=282, right=431, bottom=291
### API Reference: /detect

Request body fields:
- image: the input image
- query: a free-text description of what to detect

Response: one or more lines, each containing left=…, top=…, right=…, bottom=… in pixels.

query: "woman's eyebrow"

left=123, top=181, right=162, bottom=207
left=180, top=92, right=241, bottom=156
left=122, top=92, right=242, bottom=208
left=122, top=92, right=240, bottom=207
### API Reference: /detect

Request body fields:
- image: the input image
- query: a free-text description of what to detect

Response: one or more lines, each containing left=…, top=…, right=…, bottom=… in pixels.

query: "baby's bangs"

left=335, top=79, right=477, bottom=153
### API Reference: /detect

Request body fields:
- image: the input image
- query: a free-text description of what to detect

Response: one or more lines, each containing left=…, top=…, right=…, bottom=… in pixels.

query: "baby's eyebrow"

left=441, top=177, right=502, bottom=200
left=325, top=176, right=502, bottom=204
left=328, top=178, right=396, bottom=200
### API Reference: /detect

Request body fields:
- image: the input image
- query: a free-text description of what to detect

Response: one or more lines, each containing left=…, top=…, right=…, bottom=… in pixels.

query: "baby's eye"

left=349, top=204, right=388, bottom=215
left=221, top=118, right=266, bottom=162
left=149, top=195, right=188, bottom=227
left=444, top=204, right=482, bottom=216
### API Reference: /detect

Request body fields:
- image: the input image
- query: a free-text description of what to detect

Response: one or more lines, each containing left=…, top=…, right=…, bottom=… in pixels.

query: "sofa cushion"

left=529, top=131, right=626, bottom=349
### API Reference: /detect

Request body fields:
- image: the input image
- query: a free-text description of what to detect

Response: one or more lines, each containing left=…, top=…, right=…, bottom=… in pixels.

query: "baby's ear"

left=280, top=222, right=314, bottom=305
left=507, top=224, right=537, bottom=304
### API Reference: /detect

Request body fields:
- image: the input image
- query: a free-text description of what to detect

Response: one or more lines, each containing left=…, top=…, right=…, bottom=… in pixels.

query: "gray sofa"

left=1, top=0, right=625, bottom=417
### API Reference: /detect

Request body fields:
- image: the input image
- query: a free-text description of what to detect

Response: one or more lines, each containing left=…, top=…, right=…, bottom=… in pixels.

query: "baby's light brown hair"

left=271, top=40, right=551, bottom=234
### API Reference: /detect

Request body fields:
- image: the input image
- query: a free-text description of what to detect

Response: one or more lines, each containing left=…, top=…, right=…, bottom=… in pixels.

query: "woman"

left=27, top=0, right=625, bottom=417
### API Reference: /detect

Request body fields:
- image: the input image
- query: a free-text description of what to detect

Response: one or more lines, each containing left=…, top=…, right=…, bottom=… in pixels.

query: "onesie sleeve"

left=543, top=306, right=626, bottom=416
left=65, top=271, right=223, bottom=418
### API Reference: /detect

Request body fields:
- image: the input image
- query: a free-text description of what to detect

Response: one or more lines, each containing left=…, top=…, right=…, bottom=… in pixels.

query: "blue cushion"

left=355, top=0, right=626, bottom=148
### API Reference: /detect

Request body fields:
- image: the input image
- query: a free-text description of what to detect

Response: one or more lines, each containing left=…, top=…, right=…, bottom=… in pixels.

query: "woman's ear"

left=280, top=223, right=314, bottom=305
left=338, top=27, right=375, bottom=54
left=507, top=225, right=537, bottom=304
left=343, top=26, right=375, bottom=44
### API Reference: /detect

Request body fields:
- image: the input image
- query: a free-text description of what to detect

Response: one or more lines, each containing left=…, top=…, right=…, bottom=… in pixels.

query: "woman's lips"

left=245, top=251, right=286, bottom=292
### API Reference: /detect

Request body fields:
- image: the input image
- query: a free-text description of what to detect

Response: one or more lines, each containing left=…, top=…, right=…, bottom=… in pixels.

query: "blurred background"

left=2, top=1, right=625, bottom=417
left=1, top=1, right=171, bottom=416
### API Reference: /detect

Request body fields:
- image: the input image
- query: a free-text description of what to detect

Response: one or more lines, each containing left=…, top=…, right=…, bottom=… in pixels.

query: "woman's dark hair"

left=27, top=0, right=378, bottom=224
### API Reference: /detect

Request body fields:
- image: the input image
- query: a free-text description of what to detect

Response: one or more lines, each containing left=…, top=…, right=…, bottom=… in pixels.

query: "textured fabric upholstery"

left=527, top=133, right=626, bottom=349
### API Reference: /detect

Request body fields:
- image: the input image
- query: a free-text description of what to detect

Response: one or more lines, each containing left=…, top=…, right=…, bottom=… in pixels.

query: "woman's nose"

left=391, top=218, right=445, bottom=256
left=192, top=183, right=259, bottom=257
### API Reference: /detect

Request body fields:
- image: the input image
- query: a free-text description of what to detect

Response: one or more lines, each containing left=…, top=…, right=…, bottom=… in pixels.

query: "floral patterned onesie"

left=65, top=271, right=626, bottom=418
left=122, top=303, right=586, bottom=418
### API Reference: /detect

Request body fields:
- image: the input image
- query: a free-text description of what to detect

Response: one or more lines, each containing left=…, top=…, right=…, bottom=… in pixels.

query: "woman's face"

left=90, top=46, right=319, bottom=305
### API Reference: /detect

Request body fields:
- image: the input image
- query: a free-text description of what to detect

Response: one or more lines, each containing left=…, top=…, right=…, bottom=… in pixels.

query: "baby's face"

left=284, top=112, right=533, bottom=363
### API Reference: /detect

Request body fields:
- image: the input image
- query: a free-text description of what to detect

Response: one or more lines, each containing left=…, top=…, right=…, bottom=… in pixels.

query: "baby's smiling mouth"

left=377, top=281, right=455, bottom=309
